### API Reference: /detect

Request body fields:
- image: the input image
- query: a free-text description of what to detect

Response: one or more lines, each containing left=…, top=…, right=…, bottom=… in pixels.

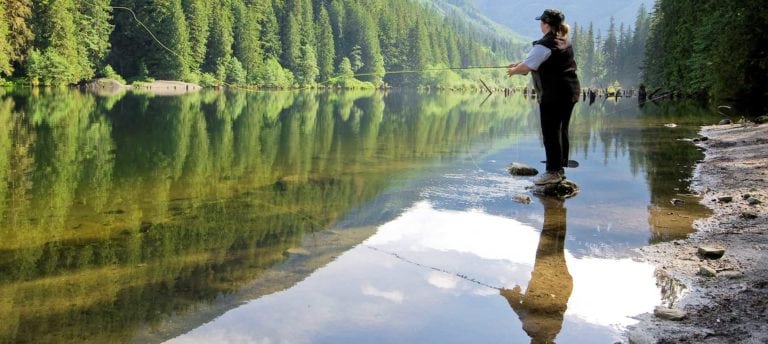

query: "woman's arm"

left=507, top=45, right=551, bottom=77
left=507, top=63, right=533, bottom=76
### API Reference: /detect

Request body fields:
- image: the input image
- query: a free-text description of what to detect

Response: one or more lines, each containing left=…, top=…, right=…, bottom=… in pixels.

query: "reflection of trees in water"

left=568, top=99, right=713, bottom=242
left=0, top=90, right=530, bottom=343
left=501, top=196, right=572, bottom=344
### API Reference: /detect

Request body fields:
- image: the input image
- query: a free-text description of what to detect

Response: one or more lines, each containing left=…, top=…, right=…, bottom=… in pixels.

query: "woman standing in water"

left=507, top=9, right=581, bottom=185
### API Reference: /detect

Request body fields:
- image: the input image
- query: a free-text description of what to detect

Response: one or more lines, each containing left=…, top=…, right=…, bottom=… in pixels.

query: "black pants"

left=539, top=101, right=575, bottom=172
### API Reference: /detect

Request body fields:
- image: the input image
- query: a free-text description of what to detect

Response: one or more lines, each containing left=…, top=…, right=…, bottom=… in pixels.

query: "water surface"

left=0, top=89, right=717, bottom=343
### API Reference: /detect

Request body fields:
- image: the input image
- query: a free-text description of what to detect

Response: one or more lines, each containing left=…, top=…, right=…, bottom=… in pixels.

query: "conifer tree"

left=316, top=5, right=335, bottom=82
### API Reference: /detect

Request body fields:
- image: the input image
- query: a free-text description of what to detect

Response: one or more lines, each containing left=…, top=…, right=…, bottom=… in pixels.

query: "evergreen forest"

left=643, top=0, right=767, bottom=109
left=0, top=0, right=522, bottom=87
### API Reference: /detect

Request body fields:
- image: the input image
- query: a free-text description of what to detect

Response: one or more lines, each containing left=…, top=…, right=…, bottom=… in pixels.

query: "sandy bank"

left=627, top=122, right=768, bottom=343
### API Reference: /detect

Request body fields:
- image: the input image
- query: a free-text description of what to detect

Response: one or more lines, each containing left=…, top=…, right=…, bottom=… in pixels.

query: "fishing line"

left=364, top=244, right=502, bottom=290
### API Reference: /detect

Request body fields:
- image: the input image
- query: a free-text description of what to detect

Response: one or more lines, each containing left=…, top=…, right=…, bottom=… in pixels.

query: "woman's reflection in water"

left=501, top=195, right=573, bottom=344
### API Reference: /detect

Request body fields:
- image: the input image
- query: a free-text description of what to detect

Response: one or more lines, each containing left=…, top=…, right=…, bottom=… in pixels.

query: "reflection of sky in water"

left=169, top=202, right=659, bottom=344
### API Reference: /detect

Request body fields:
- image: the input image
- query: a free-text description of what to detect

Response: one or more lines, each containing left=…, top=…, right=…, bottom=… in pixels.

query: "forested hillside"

left=643, top=0, right=768, bottom=109
left=0, top=0, right=522, bottom=87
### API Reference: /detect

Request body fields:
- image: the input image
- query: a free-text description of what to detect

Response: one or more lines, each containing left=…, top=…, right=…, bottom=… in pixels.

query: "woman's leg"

left=559, top=101, right=575, bottom=168
left=540, top=102, right=563, bottom=172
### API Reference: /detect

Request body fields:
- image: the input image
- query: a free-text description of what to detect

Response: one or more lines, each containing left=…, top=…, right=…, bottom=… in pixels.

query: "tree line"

left=642, top=0, right=767, bottom=110
left=0, top=0, right=520, bottom=87
left=569, top=4, right=650, bottom=89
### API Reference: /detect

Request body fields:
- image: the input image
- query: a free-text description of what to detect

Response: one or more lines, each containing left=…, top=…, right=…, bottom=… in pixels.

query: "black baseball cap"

left=535, top=9, right=565, bottom=25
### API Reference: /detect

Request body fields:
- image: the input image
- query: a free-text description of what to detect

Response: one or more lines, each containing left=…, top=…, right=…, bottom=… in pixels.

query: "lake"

left=0, top=89, right=717, bottom=343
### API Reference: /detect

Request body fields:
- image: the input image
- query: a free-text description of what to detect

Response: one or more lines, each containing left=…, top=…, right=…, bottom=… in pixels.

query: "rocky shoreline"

left=627, top=122, right=768, bottom=343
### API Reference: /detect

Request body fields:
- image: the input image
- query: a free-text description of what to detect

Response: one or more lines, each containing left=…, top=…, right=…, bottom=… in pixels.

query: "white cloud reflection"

left=167, top=201, right=661, bottom=343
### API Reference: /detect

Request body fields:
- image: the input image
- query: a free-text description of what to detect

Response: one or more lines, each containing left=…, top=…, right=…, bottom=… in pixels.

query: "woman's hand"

left=507, top=62, right=532, bottom=77
left=506, top=62, right=520, bottom=77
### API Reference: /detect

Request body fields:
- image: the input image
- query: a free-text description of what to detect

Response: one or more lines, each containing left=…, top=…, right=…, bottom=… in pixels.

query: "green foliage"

left=25, top=49, right=78, bottom=86
left=11, top=0, right=521, bottom=87
left=260, top=57, right=294, bottom=88
left=225, top=57, right=247, bottom=85
left=644, top=0, right=768, bottom=109
left=99, top=65, right=126, bottom=84
left=0, top=0, right=12, bottom=76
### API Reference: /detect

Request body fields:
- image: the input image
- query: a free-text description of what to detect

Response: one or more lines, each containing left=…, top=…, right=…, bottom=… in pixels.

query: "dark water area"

left=0, top=89, right=718, bottom=343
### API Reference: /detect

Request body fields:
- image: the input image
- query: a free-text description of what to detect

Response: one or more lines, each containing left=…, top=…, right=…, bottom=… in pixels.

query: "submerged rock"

left=698, top=246, right=726, bottom=259
left=718, top=196, right=733, bottom=203
left=718, top=119, right=733, bottom=125
left=531, top=179, right=579, bottom=199
left=671, top=198, right=685, bottom=206
left=507, top=162, right=539, bottom=176
left=513, top=194, right=532, bottom=204
left=654, top=306, right=687, bottom=321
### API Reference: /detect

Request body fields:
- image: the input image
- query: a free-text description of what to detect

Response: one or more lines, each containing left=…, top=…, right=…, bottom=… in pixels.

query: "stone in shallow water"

left=532, top=179, right=579, bottom=199
left=513, top=194, right=532, bottom=204
left=697, top=246, right=725, bottom=259
left=654, top=306, right=687, bottom=321
left=507, top=162, right=538, bottom=176
left=719, top=119, right=732, bottom=125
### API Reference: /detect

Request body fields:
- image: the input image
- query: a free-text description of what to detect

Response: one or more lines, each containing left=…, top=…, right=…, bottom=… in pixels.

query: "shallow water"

left=0, top=89, right=717, bottom=343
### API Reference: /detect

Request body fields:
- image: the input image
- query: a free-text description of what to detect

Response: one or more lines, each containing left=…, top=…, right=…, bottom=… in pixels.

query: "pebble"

left=698, top=246, right=726, bottom=259
left=741, top=212, right=758, bottom=219
left=747, top=197, right=762, bottom=205
left=719, top=271, right=744, bottom=279
left=742, top=194, right=752, bottom=200
left=718, top=196, right=733, bottom=203
left=699, top=265, right=717, bottom=277
left=654, top=306, right=687, bottom=321
left=671, top=198, right=685, bottom=206
left=718, top=119, right=732, bottom=125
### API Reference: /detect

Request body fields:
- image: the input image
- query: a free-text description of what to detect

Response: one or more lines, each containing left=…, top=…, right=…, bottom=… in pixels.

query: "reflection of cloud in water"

left=369, top=201, right=661, bottom=327
left=361, top=285, right=404, bottom=303
left=427, top=272, right=459, bottom=289
left=168, top=202, right=662, bottom=343
left=420, top=171, right=530, bottom=205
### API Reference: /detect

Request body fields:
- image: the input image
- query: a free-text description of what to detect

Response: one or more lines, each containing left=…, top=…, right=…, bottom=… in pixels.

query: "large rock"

left=754, top=115, right=768, bottom=124
left=507, top=162, right=538, bottom=176
left=532, top=179, right=579, bottom=199
left=697, top=246, right=725, bottom=259
left=654, top=306, right=687, bottom=321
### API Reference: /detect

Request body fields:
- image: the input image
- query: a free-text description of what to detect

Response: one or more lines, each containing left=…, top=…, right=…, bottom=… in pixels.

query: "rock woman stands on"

left=507, top=9, right=581, bottom=185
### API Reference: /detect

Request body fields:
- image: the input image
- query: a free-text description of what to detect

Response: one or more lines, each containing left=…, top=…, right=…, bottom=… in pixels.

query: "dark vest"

left=531, top=32, right=581, bottom=103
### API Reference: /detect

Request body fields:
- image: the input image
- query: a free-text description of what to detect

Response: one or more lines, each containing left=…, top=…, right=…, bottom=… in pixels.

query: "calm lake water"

left=0, top=89, right=718, bottom=343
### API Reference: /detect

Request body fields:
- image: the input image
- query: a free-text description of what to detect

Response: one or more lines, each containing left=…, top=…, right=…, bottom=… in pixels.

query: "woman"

left=507, top=9, right=581, bottom=185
